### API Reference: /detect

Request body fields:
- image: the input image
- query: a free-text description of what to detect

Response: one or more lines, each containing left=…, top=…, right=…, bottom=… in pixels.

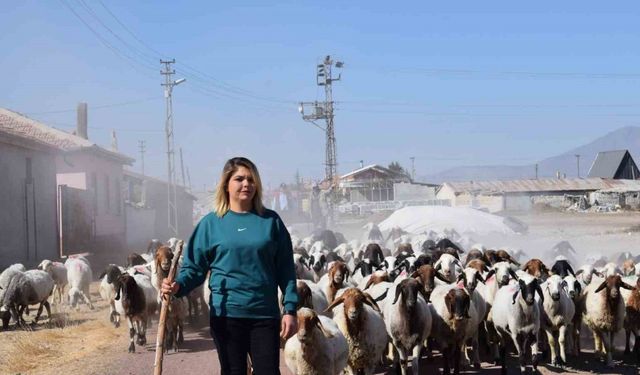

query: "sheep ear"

left=374, top=289, right=389, bottom=302
left=512, top=289, right=520, bottom=304
left=457, top=273, right=466, bottom=286
left=508, top=256, right=520, bottom=266
left=392, top=286, right=403, bottom=305
left=535, top=282, right=545, bottom=304
left=363, top=277, right=376, bottom=291
left=568, top=265, right=576, bottom=277
left=418, top=286, right=431, bottom=304
left=98, top=271, right=107, bottom=280
left=114, top=284, right=121, bottom=301
left=575, top=269, right=584, bottom=276
left=435, top=272, right=451, bottom=283
left=594, top=280, right=607, bottom=294
left=409, top=270, right=420, bottom=279
left=434, top=260, right=442, bottom=271
left=594, top=271, right=604, bottom=278
left=315, top=317, right=334, bottom=338
left=363, top=293, right=382, bottom=313
left=476, top=272, right=485, bottom=284
left=509, top=269, right=520, bottom=281
left=485, top=269, right=496, bottom=280
left=620, top=282, right=635, bottom=290
left=324, top=296, right=345, bottom=312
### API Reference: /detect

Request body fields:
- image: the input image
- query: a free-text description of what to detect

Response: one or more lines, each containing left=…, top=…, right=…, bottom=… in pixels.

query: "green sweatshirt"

left=175, top=209, right=298, bottom=318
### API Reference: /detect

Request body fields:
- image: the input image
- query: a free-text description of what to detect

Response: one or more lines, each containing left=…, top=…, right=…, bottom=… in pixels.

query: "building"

left=0, top=109, right=61, bottom=269
left=123, top=170, right=196, bottom=250
left=587, top=150, right=640, bottom=180
left=339, top=164, right=413, bottom=202
left=437, top=177, right=640, bottom=212
left=0, top=106, right=134, bottom=268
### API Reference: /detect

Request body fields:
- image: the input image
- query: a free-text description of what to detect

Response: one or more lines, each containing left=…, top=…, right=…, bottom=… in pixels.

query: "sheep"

left=622, top=259, right=636, bottom=277
left=494, top=249, right=520, bottom=266
left=576, top=264, right=602, bottom=285
left=153, top=246, right=187, bottom=345
left=383, top=278, right=432, bottom=375
left=601, top=262, right=622, bottom=277
left=433, top=253, right=463, bottom=283
left=522, top=258, right=550, bottom=281
left=325, top=288, right=387, bottom=375
left=492, top=273, right=544, bottom=374
left=99, top=264, right=125, bottom=327
left=126, top=253, right=147, bottom=268
left=563, top=274, right=585, bottom=356
left=620, top=276, right=640, bottom=359
left=37, top=260, right=68, bottom=304
left=297, top=279, right=330, bottom=316
left=410, top=265, right=450, bottom=302
left=0, top=264, right=26, bottom=328
left=582, top=275, right=634, bottom=367
left=464, top=249, right=488, bottom=266
left=476, top=261, right=520, bottom=362
left=294, top=252, right=314, bottom=281
left=537, top=274, right=575, bottom=367
left=318, top=261, right=351, bottom=303
left=359, top=270, right=391, bottom=291
left=429, top=284, right=476, bottom=375
left=1, top=270, right=54, bottom=328
left=284, top=307, right=348, bottom=375
left=65, top=257, right=93, bottom=309
left=457, top=269, right=487, bottom=369
left=550, top=258, right=576, bottom=278
left=115, top=272, right=158, bottom=353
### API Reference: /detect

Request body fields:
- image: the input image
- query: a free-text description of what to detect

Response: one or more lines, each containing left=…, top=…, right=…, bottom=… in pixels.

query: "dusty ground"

left=1, top=211, right=640, bottom=374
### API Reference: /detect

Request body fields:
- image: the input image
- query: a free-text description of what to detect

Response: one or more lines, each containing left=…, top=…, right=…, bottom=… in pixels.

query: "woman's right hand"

left=161, top=278, right=180, bottom=296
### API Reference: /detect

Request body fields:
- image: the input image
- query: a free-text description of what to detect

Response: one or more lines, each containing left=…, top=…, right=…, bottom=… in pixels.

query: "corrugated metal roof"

left=587, top=150, right=628, bottom=178
left=443, top=177, right=640, bottom=194
left=340, top=164, right=384, bottom=179
left=0, top=107, right=134, bottom=164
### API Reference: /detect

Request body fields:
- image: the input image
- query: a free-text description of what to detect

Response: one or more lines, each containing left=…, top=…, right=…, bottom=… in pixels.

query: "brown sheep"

left=522, top=259, right=550, bottom=281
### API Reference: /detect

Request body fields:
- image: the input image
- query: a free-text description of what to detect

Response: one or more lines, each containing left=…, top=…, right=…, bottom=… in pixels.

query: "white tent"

left=379, top=206, right=517, bottom=237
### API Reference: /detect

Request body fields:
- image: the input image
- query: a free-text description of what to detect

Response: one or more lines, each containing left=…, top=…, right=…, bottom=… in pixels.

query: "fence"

left=338, top=199, right=451, bottom=215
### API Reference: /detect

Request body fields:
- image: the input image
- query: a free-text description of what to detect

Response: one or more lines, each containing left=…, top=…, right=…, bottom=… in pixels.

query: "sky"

left=2, top=1, right=640, bottom=189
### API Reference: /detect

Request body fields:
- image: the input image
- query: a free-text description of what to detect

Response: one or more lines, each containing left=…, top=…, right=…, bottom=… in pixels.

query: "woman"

left=162, top=157, right=298, bottom=375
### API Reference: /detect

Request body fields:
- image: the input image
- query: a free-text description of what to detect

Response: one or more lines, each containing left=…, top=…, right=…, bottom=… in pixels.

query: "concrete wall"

left=56, top=152, right=126, bottom=239
left=0, top=142, right=58, bottom=269
left=394, top=182, right=437, bottom=201
left=125, top=206, right=156, bottom=251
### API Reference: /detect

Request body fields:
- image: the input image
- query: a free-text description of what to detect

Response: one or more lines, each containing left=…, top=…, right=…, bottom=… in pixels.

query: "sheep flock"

left=1, top=222, right=640, bottom=375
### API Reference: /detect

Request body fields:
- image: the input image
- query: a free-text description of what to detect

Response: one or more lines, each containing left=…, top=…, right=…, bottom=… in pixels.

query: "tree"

left=387, top=161, right=411, bottom=180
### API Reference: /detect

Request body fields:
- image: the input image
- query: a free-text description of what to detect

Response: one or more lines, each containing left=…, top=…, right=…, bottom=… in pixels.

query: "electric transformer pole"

left=410, top=156, right=415, bottom=181
left=575, top=154, right=581, bottom=178
left=138, top=140, right=146, bottom=175
left=161, top=59, right=185, bottom=236
left=299, top=55, right=344, bottom=228
left=179, top=147, right=186, bottom=187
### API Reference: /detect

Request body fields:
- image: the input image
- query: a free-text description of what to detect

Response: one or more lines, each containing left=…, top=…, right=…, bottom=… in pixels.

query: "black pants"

left=210, top=316, right=281, bottom=375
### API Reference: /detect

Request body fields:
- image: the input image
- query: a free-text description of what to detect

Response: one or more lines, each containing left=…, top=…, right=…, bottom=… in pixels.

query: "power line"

left=25, top=96, right=162, bottom=115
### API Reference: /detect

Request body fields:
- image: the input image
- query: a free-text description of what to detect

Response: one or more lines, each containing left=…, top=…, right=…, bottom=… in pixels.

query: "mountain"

left=422, top=126, right=640, bottom=183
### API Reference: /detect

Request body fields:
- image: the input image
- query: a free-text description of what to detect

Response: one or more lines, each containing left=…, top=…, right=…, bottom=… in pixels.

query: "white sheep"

left=98, top=264, right=125, bottom=327
left=284, top=308, right=348, bottom=375
left=65, top=257, right=93, bottom=309
left=600, top=262, right=622, bottom=277
left=383, top=278, right=432, bottom=375
left=492, top=273, right=543, bottom=374
left=576, top=264, right=601, bottom=285
left=536, top=274, right=575, bottom=367
left=326, top=287, right=388, bottom=375
left=1, top=270, right=54, bottom=327
left=458, top=268, right=488, bottom=369
left=38, top=259, right=68, bottom=304
left=433, top=253, right=463, bottom=283
left=562, top=274, right=585, bottom=356
left=583, top=275, right=634, bottom=367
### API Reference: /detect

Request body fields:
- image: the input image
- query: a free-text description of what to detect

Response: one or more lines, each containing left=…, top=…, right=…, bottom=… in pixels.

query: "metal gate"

left=58, top=185, right=94, bottom=256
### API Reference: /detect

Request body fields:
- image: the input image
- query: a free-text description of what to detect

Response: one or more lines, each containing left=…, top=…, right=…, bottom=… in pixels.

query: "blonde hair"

left=214, top=157, right=264, bottom=217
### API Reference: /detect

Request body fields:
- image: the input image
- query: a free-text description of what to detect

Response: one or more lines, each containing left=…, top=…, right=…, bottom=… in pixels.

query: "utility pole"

left=161, top=59, right=186, bottom=236
left=575, top=154, right=581, bottom=178
left=410, top=157, right=416, bottom=181
left=535, top=163, right=538, bottom=179
left=138, top=140, right=146, bottom=175
left=179, top=147, right=186, bottom=187
left=299, top=55, right=344, bottom=228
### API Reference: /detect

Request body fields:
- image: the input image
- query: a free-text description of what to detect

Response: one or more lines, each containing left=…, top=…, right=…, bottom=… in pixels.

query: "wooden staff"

left=153, top=240, right=184, bottom=375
